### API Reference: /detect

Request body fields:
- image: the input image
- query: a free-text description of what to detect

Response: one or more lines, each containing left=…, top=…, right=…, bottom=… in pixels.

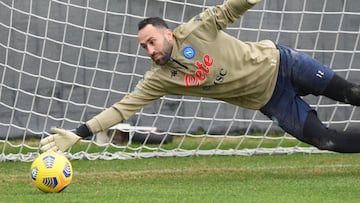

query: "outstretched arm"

left=40, top=91, right=162, bottom=152
left=40, top=73, right=167, bottom=152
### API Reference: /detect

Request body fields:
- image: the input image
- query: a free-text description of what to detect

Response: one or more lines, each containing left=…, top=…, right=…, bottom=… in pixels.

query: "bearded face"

left=138, top=25, right=174, bottom=65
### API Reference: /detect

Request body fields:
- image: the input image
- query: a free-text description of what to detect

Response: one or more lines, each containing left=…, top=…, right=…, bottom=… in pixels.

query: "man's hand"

left=247, top=0, right=262, bottom=4
left=40, top=128, right=81, bottom=152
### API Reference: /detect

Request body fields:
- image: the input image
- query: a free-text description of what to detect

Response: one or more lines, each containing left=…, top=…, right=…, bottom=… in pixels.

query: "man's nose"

left=147, top=46, right=155, bottom=56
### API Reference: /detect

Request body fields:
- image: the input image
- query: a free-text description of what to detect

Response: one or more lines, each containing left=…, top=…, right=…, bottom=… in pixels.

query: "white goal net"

left=0, top=0, right=359, bottom=161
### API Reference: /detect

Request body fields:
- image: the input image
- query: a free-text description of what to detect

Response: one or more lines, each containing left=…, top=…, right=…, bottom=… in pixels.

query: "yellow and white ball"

left=30, top=151, right=73, bottom=193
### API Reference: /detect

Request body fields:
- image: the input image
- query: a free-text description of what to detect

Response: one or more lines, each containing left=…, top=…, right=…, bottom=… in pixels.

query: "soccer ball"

left=30, top=151, right=73, bottom=193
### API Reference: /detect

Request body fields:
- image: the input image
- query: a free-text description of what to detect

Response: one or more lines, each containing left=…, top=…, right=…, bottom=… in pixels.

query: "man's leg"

left=322, top=74, right=360, bottom=106
left=302, top=74, right=360, bottom=153
left=266, top=44, right=360, bottom=153
left=302, top=110, right=360, bottom=153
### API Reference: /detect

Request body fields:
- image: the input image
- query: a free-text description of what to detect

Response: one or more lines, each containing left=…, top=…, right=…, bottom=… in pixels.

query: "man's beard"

left=153, top=38, right=172, bottom=65
left=154, top=54, right=171, bottom=65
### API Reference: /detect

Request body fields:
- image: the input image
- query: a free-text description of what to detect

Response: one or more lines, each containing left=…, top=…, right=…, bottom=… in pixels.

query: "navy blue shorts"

left=260, top=44, right=334, bottom=140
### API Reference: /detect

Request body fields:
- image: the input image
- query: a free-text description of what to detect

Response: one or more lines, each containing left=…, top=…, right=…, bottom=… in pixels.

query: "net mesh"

left=0, top=0, right=359, bottom=161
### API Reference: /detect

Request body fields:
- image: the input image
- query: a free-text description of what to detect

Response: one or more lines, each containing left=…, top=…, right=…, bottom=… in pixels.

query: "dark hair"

left=138, top=17, right=169, bottom=31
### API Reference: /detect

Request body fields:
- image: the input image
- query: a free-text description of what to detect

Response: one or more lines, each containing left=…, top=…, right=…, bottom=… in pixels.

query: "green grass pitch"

left=1, top=153, right=360, bottom=203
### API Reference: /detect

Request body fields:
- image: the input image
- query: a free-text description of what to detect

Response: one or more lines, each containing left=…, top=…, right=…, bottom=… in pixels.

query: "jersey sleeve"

left=201, top=0, right=254, bottom=30
left=86, top=70, right=167, bottom=134
left=174, top=0, right=255, bottom=41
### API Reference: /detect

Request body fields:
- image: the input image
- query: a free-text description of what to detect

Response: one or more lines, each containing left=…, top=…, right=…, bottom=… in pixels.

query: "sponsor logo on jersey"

left=185, top=54, right=213, bottom=87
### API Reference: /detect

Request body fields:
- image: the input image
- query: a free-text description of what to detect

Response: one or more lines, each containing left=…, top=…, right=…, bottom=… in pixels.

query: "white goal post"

left=0, top=0, right=359, bottom=161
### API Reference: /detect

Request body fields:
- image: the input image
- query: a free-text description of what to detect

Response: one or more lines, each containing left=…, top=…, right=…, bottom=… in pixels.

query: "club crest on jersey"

left=182, top=46, right=195, bottom=59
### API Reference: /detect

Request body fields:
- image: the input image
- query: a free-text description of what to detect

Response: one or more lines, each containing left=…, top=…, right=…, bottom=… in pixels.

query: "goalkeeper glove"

left=40, top=128, right=81, bottom=152
left=247, top=0, right=262, bottom=4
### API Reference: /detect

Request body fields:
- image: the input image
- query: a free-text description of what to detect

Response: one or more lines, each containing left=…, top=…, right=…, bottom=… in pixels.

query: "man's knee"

left=308, top=133, right=336, bottom=151
left=303, top=111, right=360, bottom=153
left=323, top=74, right=360, bottom=106
left=345, top=85, right=360, bottom=106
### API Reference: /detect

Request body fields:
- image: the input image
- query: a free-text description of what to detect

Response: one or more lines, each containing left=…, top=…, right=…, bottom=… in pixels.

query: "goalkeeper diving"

left=41, top=0, right=360, bottom=153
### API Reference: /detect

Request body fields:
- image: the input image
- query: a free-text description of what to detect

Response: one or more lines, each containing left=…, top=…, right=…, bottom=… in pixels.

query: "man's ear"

left=165, top=29, right=173, bottom=42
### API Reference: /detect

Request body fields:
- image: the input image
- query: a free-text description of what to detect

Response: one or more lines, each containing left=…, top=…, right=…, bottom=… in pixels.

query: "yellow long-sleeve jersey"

left=87, top=0, right=280, bottom=134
